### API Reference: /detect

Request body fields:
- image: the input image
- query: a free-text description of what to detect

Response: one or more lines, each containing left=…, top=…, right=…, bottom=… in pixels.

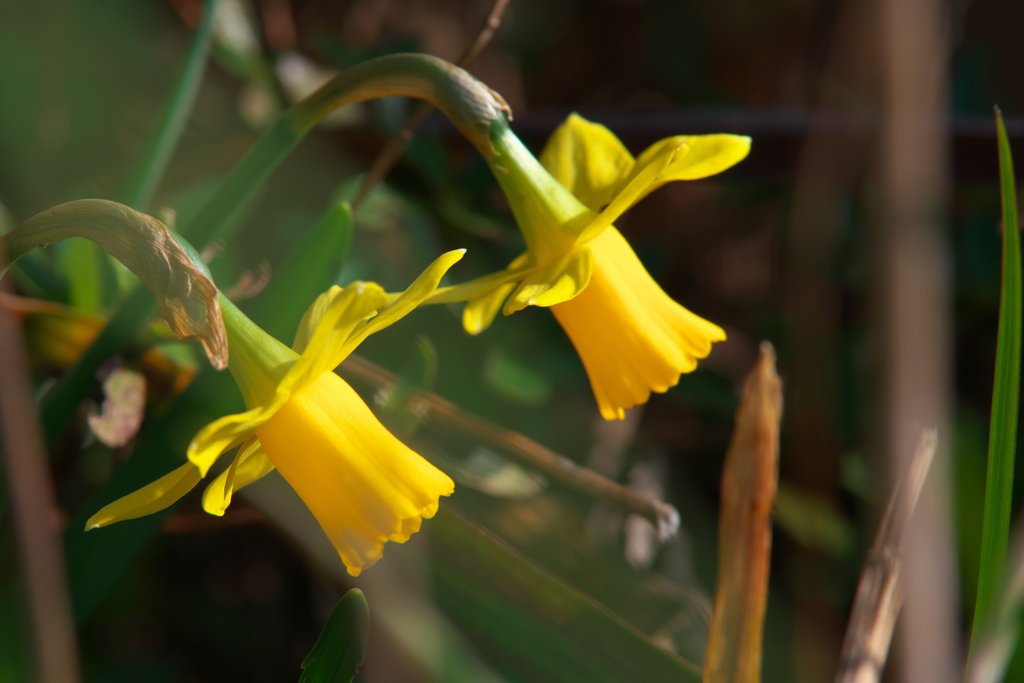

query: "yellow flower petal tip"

left=82, top=461, right=204, bottom=530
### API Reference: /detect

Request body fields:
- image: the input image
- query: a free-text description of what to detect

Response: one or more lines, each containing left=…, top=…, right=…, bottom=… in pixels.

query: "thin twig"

left=835, top=428, right=938, bottom=683
left=0, top=248, right=81, bottom=683
left=339, top=354, right=681, bottom=539
left=352, top=0, right=513, bottom=210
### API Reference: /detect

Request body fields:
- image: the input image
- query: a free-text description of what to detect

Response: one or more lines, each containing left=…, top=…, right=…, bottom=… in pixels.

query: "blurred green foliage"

left=1, top=0, right=1023, bottom=681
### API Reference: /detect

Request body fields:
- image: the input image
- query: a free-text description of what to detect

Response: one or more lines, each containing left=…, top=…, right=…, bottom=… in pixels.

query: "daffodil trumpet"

left=86, top=250, right=464, bottom=576
left=429, top=114, right=750, bottom=420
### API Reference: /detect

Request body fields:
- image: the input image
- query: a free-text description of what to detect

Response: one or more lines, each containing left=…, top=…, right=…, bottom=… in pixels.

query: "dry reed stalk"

left=703, top=342, right=783, bottom=683
left=835, top=429, right=938, bottom=683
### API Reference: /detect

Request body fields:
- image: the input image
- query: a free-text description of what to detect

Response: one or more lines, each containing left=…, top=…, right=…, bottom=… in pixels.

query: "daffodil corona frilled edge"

left=86, top=251, right=465, bottom=576
left=430, top=114, right=750, bottom=420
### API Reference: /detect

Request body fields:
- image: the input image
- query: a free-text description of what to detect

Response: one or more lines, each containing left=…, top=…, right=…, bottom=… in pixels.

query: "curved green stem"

left=182, top=53, right=510, bottom=245
left=37, top=54, right=512, bottom=446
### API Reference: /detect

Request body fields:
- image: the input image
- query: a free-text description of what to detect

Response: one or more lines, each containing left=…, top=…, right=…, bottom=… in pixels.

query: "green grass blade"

left=245, top=202, right=354, bottom=341
left=971, top=106, right=1023, bottom=653
left=179, top=116, right=304, bottom=245
left=121, top=0, right=220, bottom=210
left=429, top=505, right=703, bottom=683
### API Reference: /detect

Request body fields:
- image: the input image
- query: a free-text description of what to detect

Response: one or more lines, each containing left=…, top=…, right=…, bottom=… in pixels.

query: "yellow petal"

left=454, top=252, right=533, bottom=334
left=504, top=247, right=594, bottom=314
left=538, top=113, right=636, bottom=211
left=292, top=285, right=341, bottom=354
left=255, top=370, right=454, bottom=577
left=640, top=134, right=751, bottom=183
left=187, top=399, right=286, bottom=476
left=550, top=227, right=725, bottom=419
left=340, top=249, right=465, bottom=354
left=620, top=134, right=752, bottom=207
left=426, top=254, right=532, bottom=305
left=202, top=437, right=275, bottom=516
left=464, top=280, right=517, bottom=335
left=85, top=462, right=202, bottom=530
left=574, top=140, right=686, bottom=244
left=285, top=281, right=389, bottom=391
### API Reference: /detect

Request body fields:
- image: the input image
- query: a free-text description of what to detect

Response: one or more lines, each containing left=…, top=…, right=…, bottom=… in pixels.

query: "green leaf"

left=971, top=106, right=1023, bottom=656
left=60, top=239, right=104, bottom=314
left=28, top=0, right=220, bottom=443
left=774, top=483, right=853, bottom=556
left=298, top=589, right=370, bottom=683
left=428, top=505, right=703, bottom=683
left=482, top=347, right=551, bottom=406
left=245, top=202, right=353, bottom=341
left=121, top=0, right=221, bottom=210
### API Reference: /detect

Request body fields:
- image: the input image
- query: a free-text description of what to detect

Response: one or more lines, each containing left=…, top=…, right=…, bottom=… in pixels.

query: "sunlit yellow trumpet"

left=86, top=251, right=464, bottom=576
left=432, top=114, right=750, bottom=419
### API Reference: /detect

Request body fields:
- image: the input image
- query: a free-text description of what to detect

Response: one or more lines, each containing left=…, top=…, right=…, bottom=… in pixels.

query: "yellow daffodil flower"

left=86, top=250, right=464, bottom=576
left=431, top=114, right=750, bottom=420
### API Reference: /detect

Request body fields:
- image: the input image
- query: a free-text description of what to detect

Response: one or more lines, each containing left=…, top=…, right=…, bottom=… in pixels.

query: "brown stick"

left=339, top=353, right=680, bottom=539
left=703, top=342, right=783, bottom=683
left=835, top=429, right=938, bottom=683
left=0, top=249, right=81, bottom=682
left=352, top=0, right=513, bottom=210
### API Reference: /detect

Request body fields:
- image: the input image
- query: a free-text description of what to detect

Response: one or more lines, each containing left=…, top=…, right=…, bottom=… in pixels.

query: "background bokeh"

left=1, top=0, right=1022, bottom=681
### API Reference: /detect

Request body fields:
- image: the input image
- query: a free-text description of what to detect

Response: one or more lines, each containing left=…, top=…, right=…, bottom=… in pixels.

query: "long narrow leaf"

left=121, top=0, right=221, bottom=210
left=428, top=505, right=703, bottom=683
left=971, top=106, right=1023, bottom=654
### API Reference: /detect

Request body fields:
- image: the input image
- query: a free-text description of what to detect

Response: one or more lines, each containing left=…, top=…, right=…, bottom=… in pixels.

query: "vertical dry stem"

left=703, top=343, right=783, bottom=683
left=877, top=0, right=958, bottom=679
left=836, top=429, right=938, bottom=683
left=0, top=250, right=81, bottom=682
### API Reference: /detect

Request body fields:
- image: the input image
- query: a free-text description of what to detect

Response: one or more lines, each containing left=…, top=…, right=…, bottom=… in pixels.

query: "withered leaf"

left=0, top=199, right=227, bottom=369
